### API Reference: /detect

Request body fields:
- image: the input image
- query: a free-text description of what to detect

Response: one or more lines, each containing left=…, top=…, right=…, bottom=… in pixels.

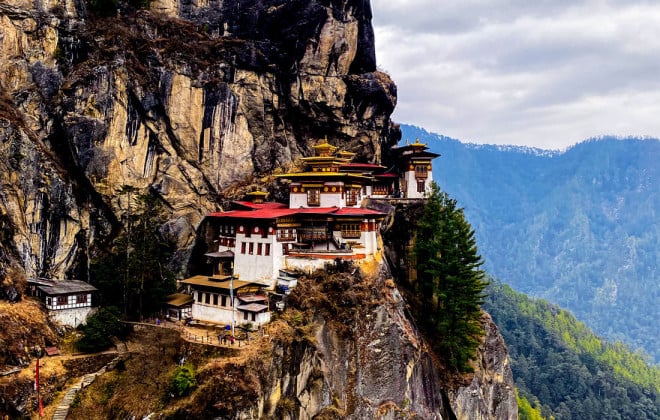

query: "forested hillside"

left=483, top=281, right=660, bottom=420
left=400, top=125, right=660, bottom=363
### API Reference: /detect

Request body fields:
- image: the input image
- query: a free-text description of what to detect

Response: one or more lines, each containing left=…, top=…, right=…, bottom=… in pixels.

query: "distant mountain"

left=400, top=124, right=660, bottom=363
left=483, top=281, right=660, bottom=420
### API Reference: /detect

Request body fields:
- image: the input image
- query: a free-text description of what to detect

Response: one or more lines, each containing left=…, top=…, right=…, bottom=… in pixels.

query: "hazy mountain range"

left=400, top=124, right=660, bottom=363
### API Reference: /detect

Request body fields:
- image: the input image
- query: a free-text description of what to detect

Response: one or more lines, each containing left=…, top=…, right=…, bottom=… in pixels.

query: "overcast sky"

left=371, top=0, right=660, bottom=149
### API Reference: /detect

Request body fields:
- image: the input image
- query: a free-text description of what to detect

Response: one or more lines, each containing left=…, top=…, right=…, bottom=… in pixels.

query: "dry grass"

left=0, top=299, right=60, bottom=368
left=67, top=327, right=181, bottom=419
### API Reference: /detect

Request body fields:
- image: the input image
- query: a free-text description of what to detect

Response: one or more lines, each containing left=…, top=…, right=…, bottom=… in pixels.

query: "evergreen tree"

left=413, top=182, right=488, bottom=372
left=91, top=189, right=176, bottom=319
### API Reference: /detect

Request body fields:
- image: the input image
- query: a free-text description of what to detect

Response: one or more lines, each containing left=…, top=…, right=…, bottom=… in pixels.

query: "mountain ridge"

left=401, top=124, right=660, bottom=363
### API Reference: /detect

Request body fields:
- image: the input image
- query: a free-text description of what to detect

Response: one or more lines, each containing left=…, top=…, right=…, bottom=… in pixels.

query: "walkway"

left=51, top=355, right=123, bottom=420
left=126, top=320, right=259, bottom=349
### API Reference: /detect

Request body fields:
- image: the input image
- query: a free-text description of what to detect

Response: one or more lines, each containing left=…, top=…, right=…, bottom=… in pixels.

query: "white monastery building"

left=27, top=278, right=98, bottom=328
left=180, top=138, right=439, bottom=326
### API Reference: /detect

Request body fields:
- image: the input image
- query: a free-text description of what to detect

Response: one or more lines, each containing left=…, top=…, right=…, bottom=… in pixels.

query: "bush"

left=77, top=307, right=126, bottom=353
left=169, top=365, right=197, bottom=397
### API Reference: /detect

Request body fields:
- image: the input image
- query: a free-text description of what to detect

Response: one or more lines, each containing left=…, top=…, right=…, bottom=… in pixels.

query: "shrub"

left=169, top=364, right=197, bottom=397
left=77, top=307, right=126, bottom=353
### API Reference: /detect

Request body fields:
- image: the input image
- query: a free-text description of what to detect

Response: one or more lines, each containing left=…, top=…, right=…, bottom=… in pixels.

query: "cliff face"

left=0, top=0, right=398, bottom=286
left=179, top=265, right=516, bottom=420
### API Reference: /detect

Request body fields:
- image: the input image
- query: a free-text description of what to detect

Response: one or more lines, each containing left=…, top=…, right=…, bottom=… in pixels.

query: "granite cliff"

left=0, top=1, right=517, bottom=418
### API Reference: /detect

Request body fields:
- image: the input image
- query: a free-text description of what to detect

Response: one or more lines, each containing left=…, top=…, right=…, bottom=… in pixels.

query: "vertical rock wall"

left=218, top=266, right=517, bottom=419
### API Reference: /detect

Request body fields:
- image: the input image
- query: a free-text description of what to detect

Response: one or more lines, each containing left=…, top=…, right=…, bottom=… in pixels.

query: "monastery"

left=179, top=139, right=439, bottom=327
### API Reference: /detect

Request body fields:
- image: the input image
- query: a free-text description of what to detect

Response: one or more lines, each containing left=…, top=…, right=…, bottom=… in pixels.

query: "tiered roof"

left=392, top=138, right=440, bottom=159
left=209, top=203, right=385, bottom=220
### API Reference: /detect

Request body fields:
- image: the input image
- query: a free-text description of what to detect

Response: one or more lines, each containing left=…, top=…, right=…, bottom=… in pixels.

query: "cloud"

left=372, top=0, right=660, bottom=148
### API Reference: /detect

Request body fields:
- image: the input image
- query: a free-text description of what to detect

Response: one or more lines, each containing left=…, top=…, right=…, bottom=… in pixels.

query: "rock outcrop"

left=177, top=265, right=516, bottom=419
left=0, top=0, right=398, bottom=284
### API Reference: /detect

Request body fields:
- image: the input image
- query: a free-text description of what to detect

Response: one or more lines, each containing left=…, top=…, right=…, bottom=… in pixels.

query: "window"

left=415, top=164, right=428, bottom=178
left=341, top=223, right=361, bottom=239
left=373, top=184, right=388, bottom=195
left=282, top=243, right=289, bottom=255
left=277, top=228, right=295, bottom=241
left=257, top=243, right=263, bottom=255
left=222, top=295, right=227, bottom=306
left=307, top=188, right=320, bottom=206
left=46, top=297, right=52, bottom=306
left=76, top=294, right=88, bottom=304
left=205, top=293, right=210, bottom=304
left=249, top=242, right=254, bottom=254
left=244, top=311, right=249, bottom=320
left=213, top=294, right=218, bottom=305
left=265, top=244, right=271, bottom=256
left=251, top=312, right=256, bottom=322
left=417, top=179, right=426, bottom=193
left=241, top=242, right=246, bottom=254
left=346, top=188, right=358, bottom=206
left=57, top=295, right=68, bottom=305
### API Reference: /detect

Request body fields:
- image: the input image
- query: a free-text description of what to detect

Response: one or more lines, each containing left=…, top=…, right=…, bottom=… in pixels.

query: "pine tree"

left=413, top=182, right=488, bottom=372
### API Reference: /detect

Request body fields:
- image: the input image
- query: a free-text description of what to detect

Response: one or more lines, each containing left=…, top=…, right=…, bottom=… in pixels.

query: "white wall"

left=49, top=307, right=97, bottom=328
left=403, top=169, right=434, bottom=199
left=286, top=257, right=328, bottom=273
left=192, top=300, right=270, bottom=326
left=232, top=233, right=280, bottom=285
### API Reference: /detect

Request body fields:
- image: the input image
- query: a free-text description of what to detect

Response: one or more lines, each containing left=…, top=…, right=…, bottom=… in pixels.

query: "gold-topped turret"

left=246, top=190, right=269, bottom=203
left=313, top=137, right=338, bottom=157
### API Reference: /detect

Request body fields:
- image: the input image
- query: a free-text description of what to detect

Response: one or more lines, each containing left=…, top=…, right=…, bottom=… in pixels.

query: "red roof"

left=333, top=207, right=385, bottom=216
left=374, top=172, right=399, bottom=178
left=209, top=206, right=384, bottom=220
left=45, top=346, right=60, bottom=356
left=209, top=208, right=298, bottom=219
left=232, top=201, right=288, bottom=210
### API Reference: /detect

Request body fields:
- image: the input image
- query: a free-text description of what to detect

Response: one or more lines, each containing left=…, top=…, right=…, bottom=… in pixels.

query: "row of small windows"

left=305, top=187, right=362, bottom=206
left=46, top=294, right=88, bottom=306
left=195, top=292, right=259, bottom=321
left=219, top=224, right=236, bottom=235
left=197, top=291, right=231, bottom=307
left=240, top=242, right=271, bottom=256
left=218, top=237, right=235, bottom=247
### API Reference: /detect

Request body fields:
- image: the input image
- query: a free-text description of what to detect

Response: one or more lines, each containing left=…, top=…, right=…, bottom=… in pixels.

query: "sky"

left=371, top=0, right=660, bottom=149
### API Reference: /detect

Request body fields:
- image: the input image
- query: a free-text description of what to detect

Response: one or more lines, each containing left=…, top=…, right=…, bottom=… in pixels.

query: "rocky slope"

left=0, top=0, right=398, bottom=288
left=62, top=264, right=516, bottom=420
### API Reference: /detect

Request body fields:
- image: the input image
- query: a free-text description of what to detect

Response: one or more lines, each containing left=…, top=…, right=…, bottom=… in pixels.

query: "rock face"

left=194, top=266, right=516, bottom=419
left=0, top=0, right=398, bottom=284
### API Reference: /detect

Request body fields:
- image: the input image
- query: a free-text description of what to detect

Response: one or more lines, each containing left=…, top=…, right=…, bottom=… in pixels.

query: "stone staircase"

left=51, top=358, right=118, bottom=420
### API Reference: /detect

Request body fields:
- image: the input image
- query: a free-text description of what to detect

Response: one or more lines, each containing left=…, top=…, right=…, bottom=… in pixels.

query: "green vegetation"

left=517, top=390, right=547, bottom=420
left=169, top=364, right=197, bottom=397
left=91, top=189, right=175, bottom=319
left=483, top=281, right=660, bottom=419
left=412, top=183, right=488, bottom=372
left=402, top=125, right=660, bottom=363
left=77, top=306, right=127, bottom=352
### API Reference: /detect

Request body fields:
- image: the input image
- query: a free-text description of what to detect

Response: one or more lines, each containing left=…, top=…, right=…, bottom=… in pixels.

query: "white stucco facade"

left=190, top=290, right=270, bottom=326
left=49, top=306, right=98, bottom=328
